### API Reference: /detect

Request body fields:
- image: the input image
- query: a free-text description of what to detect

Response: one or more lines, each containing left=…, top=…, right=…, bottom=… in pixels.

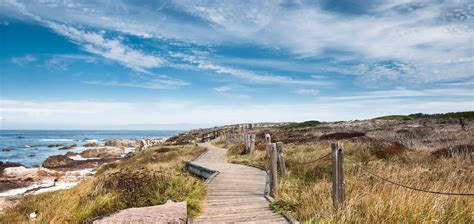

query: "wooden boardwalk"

left=192, top=142, right=288, bottom=223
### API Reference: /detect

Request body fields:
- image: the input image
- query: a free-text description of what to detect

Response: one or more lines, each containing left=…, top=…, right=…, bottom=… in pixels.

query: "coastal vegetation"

left=222, top=141, right=472, bottom=223
left=0, top=145, right=206, bottom=223
left=375, top=111, right=474, bottom=120
left=283, top=120, right=321, bottom=129
left=214, top=115, right=473, bottom=223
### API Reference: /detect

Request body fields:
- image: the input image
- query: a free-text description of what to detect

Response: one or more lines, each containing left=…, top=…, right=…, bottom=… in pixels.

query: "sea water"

left=0, top=130, right=181, bottom=167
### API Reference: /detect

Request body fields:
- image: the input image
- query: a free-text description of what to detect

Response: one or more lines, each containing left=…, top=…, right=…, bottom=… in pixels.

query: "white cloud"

left=174, top=53, right=328, bottom=85
left=46, top=22, right=164, bottom=74
left=214, top=86, right=231, bottom=92
left=3, top=0, right=472, bottom=86
left=296, top=89, right=320, bottom=95
left=42, top=54, right=97, bottom=71
left=85, top=75, right=189, bottom=89
left=329, top=88, right=474, bottom=101
left=10, top=54, right=37, bottom=66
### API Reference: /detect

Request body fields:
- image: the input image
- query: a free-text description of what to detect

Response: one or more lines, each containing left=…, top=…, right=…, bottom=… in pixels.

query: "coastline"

left=0, top=136, right=169, bottom=213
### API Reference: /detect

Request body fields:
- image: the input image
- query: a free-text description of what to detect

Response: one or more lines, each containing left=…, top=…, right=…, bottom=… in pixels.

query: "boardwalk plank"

left=193, top=142, right=288, bottom=223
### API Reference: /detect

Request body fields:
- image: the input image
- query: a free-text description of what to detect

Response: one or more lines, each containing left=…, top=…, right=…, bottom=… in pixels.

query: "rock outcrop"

left=83, top=142, right=101, bottom=147
left=104, top=139, right=136, bottom=148
left=136, top=139, right=165, bottom=151
left=3, top=166, right=62, bottom=181
left=43, top=155, right=75, bottom=168
left=59, top=144, right=78, bottom=150
left=80, top=147, right=123, bottom=158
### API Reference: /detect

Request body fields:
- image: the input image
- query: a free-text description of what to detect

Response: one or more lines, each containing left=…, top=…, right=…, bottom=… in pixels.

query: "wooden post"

left=331, top=142, right=345, bottom=209
left=250, top=134, right=256, bottom=154
left=245, top=134, right=250, bottom=153
left=276, top=142, right=286, bottom=176
left=267, top=143, right=278, bottom=197
left=265, top=134, right=271, bottom=144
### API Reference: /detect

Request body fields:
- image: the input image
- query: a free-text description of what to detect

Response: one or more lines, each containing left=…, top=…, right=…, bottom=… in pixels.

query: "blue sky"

left=0, top=0, right=473, bottom=129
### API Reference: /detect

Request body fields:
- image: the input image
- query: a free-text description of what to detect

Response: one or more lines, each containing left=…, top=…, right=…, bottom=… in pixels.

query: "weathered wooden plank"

left=192, top=142, right=288, bottom=223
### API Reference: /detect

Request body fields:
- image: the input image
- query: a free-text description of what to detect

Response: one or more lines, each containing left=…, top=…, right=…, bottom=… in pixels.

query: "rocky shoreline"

left=0, top=138, right=166, bottom=213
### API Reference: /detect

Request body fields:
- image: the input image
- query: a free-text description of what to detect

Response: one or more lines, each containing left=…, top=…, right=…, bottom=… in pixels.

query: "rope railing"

left=345, top=156, right=474, bottom=196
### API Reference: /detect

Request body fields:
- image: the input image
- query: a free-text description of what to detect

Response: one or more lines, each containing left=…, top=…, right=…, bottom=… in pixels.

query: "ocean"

left=0, top=130, right=181, bottom=167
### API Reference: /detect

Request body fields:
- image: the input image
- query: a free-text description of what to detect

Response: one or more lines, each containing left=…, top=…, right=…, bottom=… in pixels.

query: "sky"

left=0, top=0, right=473, bottom=130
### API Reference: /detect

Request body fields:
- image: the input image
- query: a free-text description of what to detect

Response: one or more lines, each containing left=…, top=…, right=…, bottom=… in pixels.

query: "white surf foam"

left=39, top=139, right=74, bottom=142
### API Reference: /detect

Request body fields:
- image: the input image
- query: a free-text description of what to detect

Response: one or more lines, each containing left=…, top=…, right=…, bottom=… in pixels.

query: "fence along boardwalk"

left=192, top=142, right=288, bottom=223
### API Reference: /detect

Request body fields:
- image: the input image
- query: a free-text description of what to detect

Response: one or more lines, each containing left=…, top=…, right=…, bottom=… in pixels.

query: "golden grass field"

left=219, top=139, right=473, bottom=223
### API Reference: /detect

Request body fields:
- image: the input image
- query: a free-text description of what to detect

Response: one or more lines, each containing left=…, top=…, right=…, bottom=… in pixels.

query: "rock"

left=0, top=161, right=25, bottom=176
left=93, top=200, right=187, bottom=224
left=3, top=166, right=61, bottom=181
left=29, top=212, right=37, bottom=220
left=42, top=153, right=124, bottom=171
left=0, top=179, right=31, bottom=192
left=59, top=144, right=78, bottom=150
left=43, top=155, right=75, bottom=168
left=80, top=147, right=123, bottom=159
left=48, top=144, right=64, bottom=148
left=104, top=139, right=136, bottom=148
left=65, top=151, right=79, bottom=157
left=83, top=142, right=101, bottom=147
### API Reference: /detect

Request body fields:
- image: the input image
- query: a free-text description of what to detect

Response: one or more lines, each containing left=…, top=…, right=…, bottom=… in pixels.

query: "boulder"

left=0, top=161, right=25, bottom=176
left=3, top=166, right=61, bottom=181
left=59, top=144, right=77, bottom=150
left=43, top=155, right=75, bottom=168
left=65, top=151, right=79, bottom=157
left=80, top=147, right=123, bottom=159
left=83, top=142, right=101, bottom=147
left=104, top=139, right=136, bottom=148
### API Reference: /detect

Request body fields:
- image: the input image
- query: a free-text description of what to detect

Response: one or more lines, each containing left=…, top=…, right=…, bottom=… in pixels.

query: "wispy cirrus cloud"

left=329, top=87, right=474, bottom=101
left=4, top=0, right=472, bottom=87
left=10, top=54, right=36, bottom=66
left=46, top=22, right=165, bottom=74
left=296, top=89, right=320, bottom=95
left=214, top=85, right=231, bottom=92
left=173, top=52, right=328, bottom=85
left=42, top=54, right=97, bottom=71
left=85, top=75, right=189, bottom=90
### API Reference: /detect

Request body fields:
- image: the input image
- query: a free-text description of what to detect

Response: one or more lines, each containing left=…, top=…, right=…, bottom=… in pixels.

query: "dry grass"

left=0, top=145, right=207, bottom=223
left=221, top=140, right=473, bottom=223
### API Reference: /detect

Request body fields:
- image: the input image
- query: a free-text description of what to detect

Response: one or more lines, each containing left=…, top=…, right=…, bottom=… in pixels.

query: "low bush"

left=319, top=131, right=366, bottom=140
left=283, top=120, right=321, bottom=129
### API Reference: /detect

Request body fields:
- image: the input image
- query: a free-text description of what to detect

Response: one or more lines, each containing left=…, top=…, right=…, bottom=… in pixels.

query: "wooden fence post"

left=276, top=142, right=286, bottom=175
left=265, top=134, right=271, bottom=144
left=331, top=142, right=345, bottom=209
left=245, top=134, right=251, bottom=153
left=244, top=134, right=248, bottom=152
left=250, top=134, right=256, bottom=154
left=267, top=143, right=278, bottom=197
